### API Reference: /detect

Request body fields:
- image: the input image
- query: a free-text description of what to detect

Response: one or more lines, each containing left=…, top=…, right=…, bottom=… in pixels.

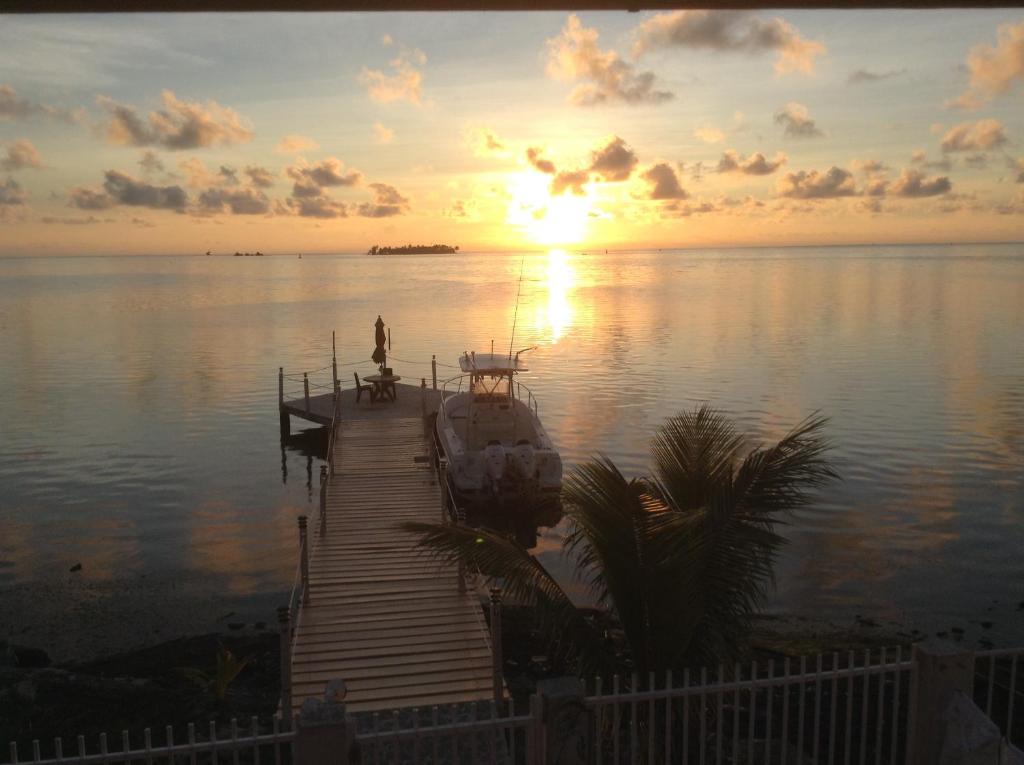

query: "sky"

left=0, top=9, right=1022, bottom=255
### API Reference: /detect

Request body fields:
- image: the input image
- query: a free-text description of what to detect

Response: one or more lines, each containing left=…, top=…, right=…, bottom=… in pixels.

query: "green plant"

left=405, top=406, right=837, bottom=676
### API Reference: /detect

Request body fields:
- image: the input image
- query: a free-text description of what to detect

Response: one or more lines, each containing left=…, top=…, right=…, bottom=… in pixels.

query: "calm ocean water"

left=1, top=245, right=1022, bottom=657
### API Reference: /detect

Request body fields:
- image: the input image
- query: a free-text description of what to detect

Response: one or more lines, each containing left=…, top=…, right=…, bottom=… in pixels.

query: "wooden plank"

left=289, top=414, right=495, bottom=714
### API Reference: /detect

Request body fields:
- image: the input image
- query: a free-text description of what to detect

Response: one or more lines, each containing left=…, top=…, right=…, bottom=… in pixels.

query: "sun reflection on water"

left=532, top=248, right=576, bottom=342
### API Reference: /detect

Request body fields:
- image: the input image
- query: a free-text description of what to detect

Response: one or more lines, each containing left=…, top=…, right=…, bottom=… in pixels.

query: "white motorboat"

left=435, top=350, right=562, bottom=510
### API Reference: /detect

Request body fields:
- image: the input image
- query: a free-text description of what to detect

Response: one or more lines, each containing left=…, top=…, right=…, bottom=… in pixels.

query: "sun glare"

left=506, top=172, right=592, bottom=246
left=530, top=248, right=576, bottom=342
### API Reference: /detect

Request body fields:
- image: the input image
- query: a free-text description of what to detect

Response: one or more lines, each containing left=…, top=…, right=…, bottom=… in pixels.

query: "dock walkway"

left=289, top=389, right=496, bottom=715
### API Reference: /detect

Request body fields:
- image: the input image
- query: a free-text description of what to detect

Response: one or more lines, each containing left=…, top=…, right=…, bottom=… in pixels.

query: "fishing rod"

left=508, top=254, right=526, bottom=364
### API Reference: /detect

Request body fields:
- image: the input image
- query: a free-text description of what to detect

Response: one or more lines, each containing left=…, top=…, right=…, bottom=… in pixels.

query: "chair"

left=353, top=372, right=377, bottom=403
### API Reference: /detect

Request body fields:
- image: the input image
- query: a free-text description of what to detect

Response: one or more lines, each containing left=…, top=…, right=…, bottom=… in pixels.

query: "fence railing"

left=974, top=647, right=1024, bottom=748
left=7, top=643, right=1024, bottom=765
left=4, top=717, right=295, bottom=765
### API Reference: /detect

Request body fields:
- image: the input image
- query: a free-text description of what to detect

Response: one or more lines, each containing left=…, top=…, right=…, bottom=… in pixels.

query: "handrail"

left=438, top=371, right=540, bottom=421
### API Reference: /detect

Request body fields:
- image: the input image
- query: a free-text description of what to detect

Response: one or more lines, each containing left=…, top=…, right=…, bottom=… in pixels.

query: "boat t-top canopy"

left=460, top=351, right=529, bottom=374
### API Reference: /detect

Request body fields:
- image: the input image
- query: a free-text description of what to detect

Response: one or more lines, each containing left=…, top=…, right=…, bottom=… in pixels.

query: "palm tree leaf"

left=401, top=521, right=614, bottom=675
left=650, top=406, right=745, bottom=513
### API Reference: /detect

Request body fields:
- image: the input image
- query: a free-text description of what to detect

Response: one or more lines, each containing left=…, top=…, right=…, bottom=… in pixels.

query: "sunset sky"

left=1, top=9, right=1023, bottom=255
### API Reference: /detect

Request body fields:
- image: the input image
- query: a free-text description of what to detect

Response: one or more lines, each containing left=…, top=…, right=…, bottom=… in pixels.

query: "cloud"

left=445, top=198, right=479, bottom=220
left=1, top=139, right=43, bottom=171
left=373, top=123, right=395, bottom=144
left=40, top=215, right=104, bottom=225
left=694, top=126, right=726, bottom=144
left=103, top=170, right=188, bottom=211
left=777, top=167, right=856, bottom=198
left=940, top=119, right=1007, bottom=152
left=950, top=20, right=1024, bottom=109
left=848, top=68, right=906, bottom=84
left=469, top=127, right=507, bottom=157
left=526, top=147, right=557, bottom=174
left=0, top=84, right=83, bottom=123
left=717, top=149, right=787, bottom=175
left=642, top=163, right=689, bottom=200
left=276, top=134, right=319, bottom=154
left=632, top=10, right=825, bottom=75
left=1015, top=157, right=1024, bottom=183
left=99, top=90, right=253, bottom=150
left=138, top=151, right=165, bottom=175
left=286, top=158, right=362, bottom=197
left=357, top=182, right=410, bottom=217
left=889, top=168, right=952, bottom=197
left=0, top=177, right=27, bottom=205
left=852, top=159, right=889, bottom=176
left=911, top=150, right=953, bottom=172
left=360, top=48, right=426, bottom=105
left=289, top=195, right=348, bottom=219
left=0, top=85, right=37, bottom=120
left=69, top=186, right=115, bottom=210
left=179, top=157, right=224, bottom=189
left=774, top=102, right=824, bottom=138
left=550, top=169, right=589, bottom=196
left=244, top=165, right=275, bottom=188
left=197, top=186, right=271, bottom=215
left=546, top=14, right=672, bottom=106
left=964, top=153, right=989, bottom=169
left=588, top=135, right=638, bottom=181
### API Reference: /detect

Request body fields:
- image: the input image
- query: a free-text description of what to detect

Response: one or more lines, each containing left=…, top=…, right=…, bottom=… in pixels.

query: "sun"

left=505, top=172, right=593, bottom=246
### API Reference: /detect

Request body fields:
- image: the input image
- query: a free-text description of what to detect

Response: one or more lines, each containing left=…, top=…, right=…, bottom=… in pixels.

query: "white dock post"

left=278, top=606, right=292, bottom=720
left=298, top=516, right=310, bottom=606
left=490, top=588, right=504, bottom=701
left=319, top=465, right=327, bottom=536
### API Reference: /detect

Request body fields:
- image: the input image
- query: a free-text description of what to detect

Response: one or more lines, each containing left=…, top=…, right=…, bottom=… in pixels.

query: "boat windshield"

left=471, top=375, right=510, bottom=400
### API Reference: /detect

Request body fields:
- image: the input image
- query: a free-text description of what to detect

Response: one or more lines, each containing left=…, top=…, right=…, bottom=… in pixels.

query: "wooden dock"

left=287, top=385, right=497, bottom=715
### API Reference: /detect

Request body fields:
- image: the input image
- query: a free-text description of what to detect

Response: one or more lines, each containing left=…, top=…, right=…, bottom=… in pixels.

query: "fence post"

left=536, top=677, right=590, bottom=765
left=490, top=588, right=504, bottom=702
left=319, top=465, right=327, bottom=536
left=294, top=680, right=356, bottom=765
left=421, top=378, right=427, bottom=421
left=906, top=642, right=976, bottom=765
left=303, top=373, right=310, bottom=412
left=278, top=606, right=292, bottom=721
left=432, top=355, right=437, bottom=389
left=332, top=359, right=338, bottom=396
left=298, top=516, right=310, bottom=606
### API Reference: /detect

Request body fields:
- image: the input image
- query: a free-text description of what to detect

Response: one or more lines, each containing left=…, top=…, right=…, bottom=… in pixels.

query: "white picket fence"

left=5, top=645, right=1023, bottom=765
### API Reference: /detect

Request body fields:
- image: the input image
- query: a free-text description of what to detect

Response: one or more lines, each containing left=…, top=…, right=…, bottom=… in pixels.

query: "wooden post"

left=319, top=465, right=327, bottom=536
left=303, top=373, right=310, bottom=412
left=490, top=588, right=504, bottom=702
left=421, top=378, right=427, bottom=421
left=279, top=368, right=290, bottom=440
left=298, top=516, right=310, bottom=606
left=332, top=359, right=338, bottom=396
left=906, top=642, right=976, bottom=765
left=278, top=606, right=292, bottom=720
left=432, top=355, right=437, bottom=389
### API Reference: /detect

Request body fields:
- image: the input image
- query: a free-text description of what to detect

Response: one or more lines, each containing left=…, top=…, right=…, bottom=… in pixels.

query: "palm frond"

left=650, top=406, right=745, bottom=512
left=401, top=521, right=614, bottom=676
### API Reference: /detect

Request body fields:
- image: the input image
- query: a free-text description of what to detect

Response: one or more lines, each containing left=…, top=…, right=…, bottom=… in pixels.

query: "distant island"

left=233, top=251, right=265, bottom=257
left=367, top=244, right=459, bottom=255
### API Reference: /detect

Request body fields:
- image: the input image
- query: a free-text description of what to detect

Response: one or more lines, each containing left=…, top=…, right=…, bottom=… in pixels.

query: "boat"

left=435, top=350, right=562, bottom=516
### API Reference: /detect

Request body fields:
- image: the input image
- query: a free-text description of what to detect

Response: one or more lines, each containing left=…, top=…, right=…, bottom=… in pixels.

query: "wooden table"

left=363, top=374, right=401, bottom=401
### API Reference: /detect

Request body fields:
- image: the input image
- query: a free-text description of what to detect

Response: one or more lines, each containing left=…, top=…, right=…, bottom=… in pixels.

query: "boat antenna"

left=508, top=254, right=526, bottom=365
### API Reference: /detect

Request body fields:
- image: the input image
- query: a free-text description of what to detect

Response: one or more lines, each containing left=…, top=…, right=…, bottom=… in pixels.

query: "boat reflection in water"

left=434, top=349, right=564, bottom=549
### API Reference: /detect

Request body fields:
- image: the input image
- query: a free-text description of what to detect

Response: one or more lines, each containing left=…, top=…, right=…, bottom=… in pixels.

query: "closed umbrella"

left=372, top=315, right=387, bottom=369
